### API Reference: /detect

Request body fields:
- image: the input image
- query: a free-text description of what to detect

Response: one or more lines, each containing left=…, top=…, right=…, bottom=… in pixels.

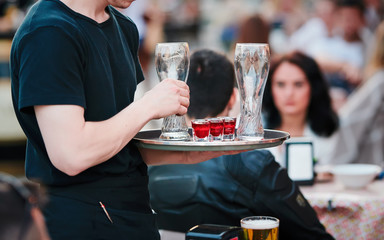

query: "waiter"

left=10, top=0, right=238, bottom=239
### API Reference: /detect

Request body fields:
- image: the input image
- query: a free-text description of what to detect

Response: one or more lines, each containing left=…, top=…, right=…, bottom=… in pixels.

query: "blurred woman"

left=262, top=51, right=339, bottom=165
left=326, top=20, right=384, bottom=167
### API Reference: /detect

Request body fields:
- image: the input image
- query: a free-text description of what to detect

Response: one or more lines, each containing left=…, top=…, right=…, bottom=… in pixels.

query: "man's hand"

left=139, top=78, right=190, bottom=119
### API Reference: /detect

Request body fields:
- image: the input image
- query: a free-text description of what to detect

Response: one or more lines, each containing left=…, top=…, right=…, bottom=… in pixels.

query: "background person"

left=229, top=13, right=270, bottom=57
left=261, top=0, right=308, bottom=55
left=324, top=20, right=384, bottom=167
left=306, top=0, right=372, bottom=96
left=289, top=0, right=338, bottom=54
left=262, top=51, right=339, bottom=166
left=149, top=49, right=335, bottom=240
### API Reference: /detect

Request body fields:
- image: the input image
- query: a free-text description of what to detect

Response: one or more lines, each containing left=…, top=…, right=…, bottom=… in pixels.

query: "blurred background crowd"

left=0, top=0, right=383, bottom=174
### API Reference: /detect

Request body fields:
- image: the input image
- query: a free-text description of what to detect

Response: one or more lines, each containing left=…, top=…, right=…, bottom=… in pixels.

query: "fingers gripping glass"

left=155, top=42, right=191, bottom=141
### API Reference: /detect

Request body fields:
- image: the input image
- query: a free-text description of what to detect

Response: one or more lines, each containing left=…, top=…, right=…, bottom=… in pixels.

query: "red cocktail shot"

left=191, top=119, right=210, bottom=141
left=209, top=118, right=224, bottom=141
left=222, top=117, right=236, bottom=140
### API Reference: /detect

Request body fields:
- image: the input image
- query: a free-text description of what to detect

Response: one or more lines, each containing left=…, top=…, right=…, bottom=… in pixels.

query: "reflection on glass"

left=234, top=43, right=270, bottom=140
left=155, top=42, right=190, bottom=140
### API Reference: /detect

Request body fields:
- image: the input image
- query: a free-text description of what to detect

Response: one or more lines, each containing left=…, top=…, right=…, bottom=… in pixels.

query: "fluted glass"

left=155, top=42, right=190, bottom=140
left=234, top=43, right=270, bottom=140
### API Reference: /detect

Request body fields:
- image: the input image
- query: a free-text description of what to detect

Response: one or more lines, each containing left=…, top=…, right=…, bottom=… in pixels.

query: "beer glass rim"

left=241, top=216, right=279, bottom=230
left=156, top=42, right=189, bottom=46
left=235, top=43, right=269, bottom=46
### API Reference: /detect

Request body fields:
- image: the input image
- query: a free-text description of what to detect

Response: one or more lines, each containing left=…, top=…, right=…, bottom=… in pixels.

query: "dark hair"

left=262, top=51, right=339, bottom=137
left=187, top=49, right=235, bottom=119
left=0, top=173, right=46, bottom=240
left=236, top=14, right=270, bottom=44
left=336, top=0, right=365, bottom=14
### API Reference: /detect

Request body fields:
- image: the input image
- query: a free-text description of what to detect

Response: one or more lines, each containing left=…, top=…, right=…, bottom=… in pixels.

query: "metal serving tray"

left=133, top=129, right=290, bottom=151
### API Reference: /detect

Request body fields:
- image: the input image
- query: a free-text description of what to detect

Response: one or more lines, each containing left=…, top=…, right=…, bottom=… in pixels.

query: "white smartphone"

left=285, top=140, right=314, bottom=185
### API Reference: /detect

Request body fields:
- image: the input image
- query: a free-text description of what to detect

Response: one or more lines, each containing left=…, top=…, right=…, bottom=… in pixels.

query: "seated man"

left=148, top=49, right=335, bottom=240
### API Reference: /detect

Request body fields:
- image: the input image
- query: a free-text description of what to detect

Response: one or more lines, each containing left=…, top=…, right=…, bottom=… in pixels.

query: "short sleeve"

left=16, top=26, right=86, bottom=113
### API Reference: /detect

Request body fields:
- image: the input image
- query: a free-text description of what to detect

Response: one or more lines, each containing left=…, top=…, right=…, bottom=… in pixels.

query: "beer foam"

left=241, top=219, right=279, bottom=230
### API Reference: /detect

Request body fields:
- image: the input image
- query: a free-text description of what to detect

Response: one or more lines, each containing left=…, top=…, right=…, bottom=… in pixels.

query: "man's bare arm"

left=35, top=79, right=189, bottom=176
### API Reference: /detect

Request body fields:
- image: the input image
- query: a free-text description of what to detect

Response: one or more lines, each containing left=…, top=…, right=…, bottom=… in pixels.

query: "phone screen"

left=286, top=141, right=314, bottom=185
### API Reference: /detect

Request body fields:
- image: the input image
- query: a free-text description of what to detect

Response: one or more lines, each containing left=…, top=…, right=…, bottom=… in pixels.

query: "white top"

left=289, top=17, right=329, bottom=53
left=268, top=125, right=334, bottom=168
left=307, top=35, right=366, bottom=68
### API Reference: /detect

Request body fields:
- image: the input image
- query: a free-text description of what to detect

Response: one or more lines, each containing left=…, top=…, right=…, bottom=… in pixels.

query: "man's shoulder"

left=221, top=150, right=277, bottom=178
left=148, top=150, right=277, bottom=179
left=12, top=1, right=86, bottom=55
left=15, top=0, right=86, bottom=41
left=223, top=150, right=275, bottom=168
left=28, top=1, right=80, bottom=27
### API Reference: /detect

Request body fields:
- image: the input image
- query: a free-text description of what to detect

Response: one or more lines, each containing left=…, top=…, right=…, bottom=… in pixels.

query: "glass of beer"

left=240, top=216, right=279, bottom=240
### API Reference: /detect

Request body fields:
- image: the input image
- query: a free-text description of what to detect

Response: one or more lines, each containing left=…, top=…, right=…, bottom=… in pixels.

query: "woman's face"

left=271, top=62, right=311, bottom=117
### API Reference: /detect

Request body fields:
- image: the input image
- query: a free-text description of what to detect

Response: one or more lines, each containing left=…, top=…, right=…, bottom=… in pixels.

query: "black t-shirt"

left=11, top=0, right=145, bottom=186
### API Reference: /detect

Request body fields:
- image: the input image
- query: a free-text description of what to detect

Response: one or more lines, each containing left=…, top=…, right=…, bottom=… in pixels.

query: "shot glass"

left=209, top=118, right=224, bottom=141
left=191, top=119, right=210, bottom=142
left=221, top=117, right=236, bottom=141
left=240, top=216, right=279, bottom=240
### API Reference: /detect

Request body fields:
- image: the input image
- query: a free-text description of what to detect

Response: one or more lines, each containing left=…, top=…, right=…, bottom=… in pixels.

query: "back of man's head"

left=0, top=173, right=47, bottom=240
left=187, top=49, right=235, bottom=119
left=0, top=179, right=27, bottom=239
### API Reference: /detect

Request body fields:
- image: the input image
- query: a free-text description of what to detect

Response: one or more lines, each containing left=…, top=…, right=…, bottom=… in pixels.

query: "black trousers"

left=43, top=174, right=160, bottom=240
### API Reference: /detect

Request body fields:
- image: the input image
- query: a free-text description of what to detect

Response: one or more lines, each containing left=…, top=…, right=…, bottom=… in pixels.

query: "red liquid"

left=224, top=120, right=236, bottom=135
left=192, top=122, right=210, bottom=138
left=210, top=121, right=224, bottom=137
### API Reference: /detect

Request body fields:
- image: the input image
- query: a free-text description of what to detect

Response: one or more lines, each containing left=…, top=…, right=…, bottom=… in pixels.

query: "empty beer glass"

left=234, top=43, right=270, bottom=140
left=155, top=42, right=190, bottom=140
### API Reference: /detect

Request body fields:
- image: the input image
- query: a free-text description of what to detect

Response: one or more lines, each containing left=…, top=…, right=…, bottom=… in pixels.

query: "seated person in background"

left=148, top=49, right=335, bottom=240
left=289, top=0, right=337, bottom=54
left=262, top=51, right=339, bottom=166
left=0, top=172, right=50, bottom=240
left=325, top=20, right=384, bottom=167
left=306, top=0, right=372, bottom=96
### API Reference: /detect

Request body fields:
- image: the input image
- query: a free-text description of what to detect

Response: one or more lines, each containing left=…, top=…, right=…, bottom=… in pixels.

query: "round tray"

left=133, top=129, right=290, bottom=151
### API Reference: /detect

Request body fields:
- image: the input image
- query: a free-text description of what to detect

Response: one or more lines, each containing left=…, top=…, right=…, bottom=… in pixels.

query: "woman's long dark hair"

left=262, top=51, right=339, bottom=137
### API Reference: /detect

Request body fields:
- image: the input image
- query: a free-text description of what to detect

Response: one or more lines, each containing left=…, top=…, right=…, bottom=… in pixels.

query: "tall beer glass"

left=155, top=42, right=190, bottom=140
left=234, top=43, right=270, bottom=140
left=240, top=216, right=279, bottom=240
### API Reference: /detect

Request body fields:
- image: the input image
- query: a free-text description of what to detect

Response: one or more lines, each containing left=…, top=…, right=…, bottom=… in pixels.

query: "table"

left=300, top=179, right=384, bottom=240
